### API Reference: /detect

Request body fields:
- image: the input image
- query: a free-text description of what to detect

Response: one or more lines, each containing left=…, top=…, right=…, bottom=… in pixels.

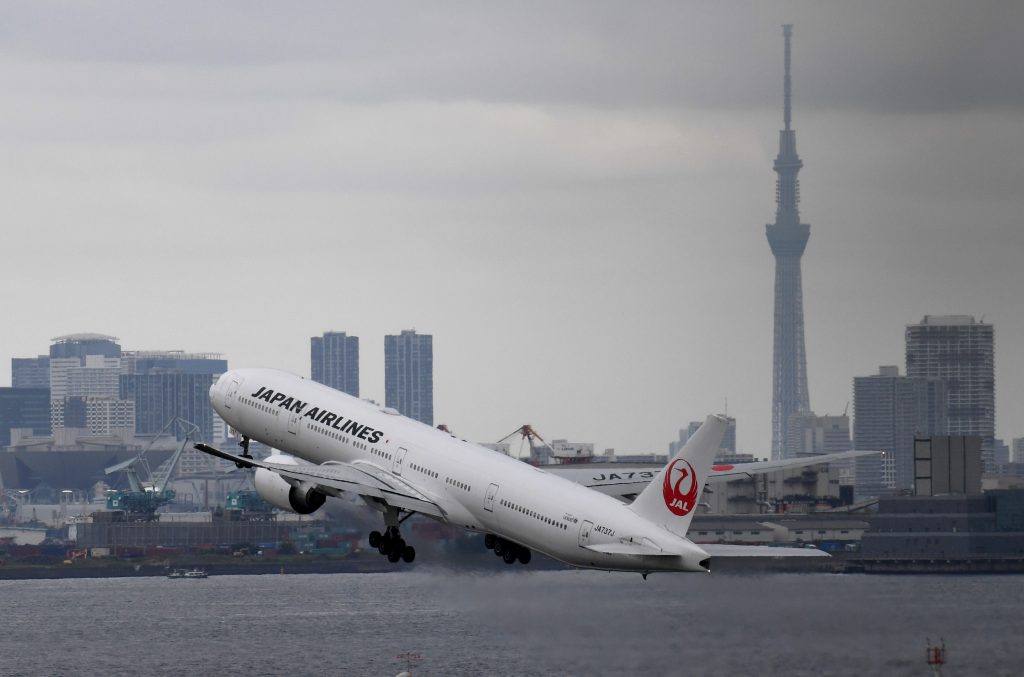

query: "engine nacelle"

left=254, top=467, right=326, bottom=515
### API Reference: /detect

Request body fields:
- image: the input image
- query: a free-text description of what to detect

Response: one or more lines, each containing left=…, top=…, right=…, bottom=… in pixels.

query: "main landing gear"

left=369, top=527, right=415, bottom=564
left=484, top=533, right=531, bottom=565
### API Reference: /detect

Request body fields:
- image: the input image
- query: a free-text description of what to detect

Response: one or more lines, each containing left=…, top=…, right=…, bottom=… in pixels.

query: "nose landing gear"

left=235, top=436, right=253, bottom=468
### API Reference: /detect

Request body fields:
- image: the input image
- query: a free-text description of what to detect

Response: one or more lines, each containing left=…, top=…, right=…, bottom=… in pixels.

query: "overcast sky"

left=1, top=1, right=1021, bottom=456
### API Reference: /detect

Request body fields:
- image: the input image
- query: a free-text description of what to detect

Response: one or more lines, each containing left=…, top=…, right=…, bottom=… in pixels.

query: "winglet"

left=627, top=414, right=727, bottom=537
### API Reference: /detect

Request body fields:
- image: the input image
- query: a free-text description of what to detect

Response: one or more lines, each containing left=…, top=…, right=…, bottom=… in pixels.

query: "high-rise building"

left=49, top=333, right=121, bottom=360
left=118, top=351, right=226, bottom=444
left=62, top=396, right=136, bottom=435
left=767, top=25, right=812, bottom=460
left=385, top=330, right=433, bottom=425
left=1013, top=438, right=1024, bottom=464
left=120, top=372, right=218, bottom=442
left=120, top=351, right=227, bottom=376
left=786, top=412, right=851, bottom=457
left=854, top=365, right=948, bottom=498
left=11, top=356, right=50, bottom=388
left=49, top=353, right=124, bottom=429
left=0, top=388, right=51, bottom=447
left=311, top=332, right=359, bottom=397
left=905, top=315, right=995, bottom=470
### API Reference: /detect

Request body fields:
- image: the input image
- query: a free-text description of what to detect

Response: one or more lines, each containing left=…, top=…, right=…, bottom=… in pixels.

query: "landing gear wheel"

left=401, top=545, right=416, bottom=563
left=484, top=534, right=497, bottom=550
left=387, top=549, right=401, bottom=563
left=517, top=549, right=532, bottom=565
left=493, top=540, right=506, bottom=557
left=369, top=531, right=382, bottom=548
left=503, top=549, right=518, bottom=565
left=393, top=538, right=406, bottom=553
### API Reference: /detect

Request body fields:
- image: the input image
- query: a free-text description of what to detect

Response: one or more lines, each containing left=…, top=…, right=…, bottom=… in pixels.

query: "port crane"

left=495, top=424, right=548, bottom=464
left=103, top=418, right=201, bottom=521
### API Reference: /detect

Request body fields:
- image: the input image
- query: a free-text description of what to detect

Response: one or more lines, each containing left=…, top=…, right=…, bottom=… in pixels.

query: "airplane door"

left=393, top=447, right=407, bottom=476
left=225, top=379, right=241, bottom=409
left=484, top=483, right=499, bottom=512
left=578, top=520, right=594, bottom=548
left=287, top=412, right=300, bottom=435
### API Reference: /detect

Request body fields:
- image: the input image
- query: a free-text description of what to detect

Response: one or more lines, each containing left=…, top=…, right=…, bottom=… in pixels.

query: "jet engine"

left=253, top=458, right=326, bottom=515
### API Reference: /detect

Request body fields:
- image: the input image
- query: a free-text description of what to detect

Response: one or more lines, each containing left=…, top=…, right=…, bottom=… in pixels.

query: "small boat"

left=166, top=569, right=185, bottom=579
left=182, top=568, right=208, bottom=579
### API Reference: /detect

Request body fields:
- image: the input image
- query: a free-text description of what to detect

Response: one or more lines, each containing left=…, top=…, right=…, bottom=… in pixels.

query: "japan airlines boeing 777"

left=197, top=368, right=855, bottom=575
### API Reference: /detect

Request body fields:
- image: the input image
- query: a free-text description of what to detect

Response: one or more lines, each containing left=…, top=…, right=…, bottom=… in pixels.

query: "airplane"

left=196, top=368, right=872, bottom=576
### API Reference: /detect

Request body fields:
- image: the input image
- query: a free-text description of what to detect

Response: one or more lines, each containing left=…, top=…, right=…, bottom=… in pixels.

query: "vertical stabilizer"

left=628, top=414, right=727, bottom=537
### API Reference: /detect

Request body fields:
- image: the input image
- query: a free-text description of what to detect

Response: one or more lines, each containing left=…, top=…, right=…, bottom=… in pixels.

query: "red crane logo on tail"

left=662, top=459, right=699, bottom=516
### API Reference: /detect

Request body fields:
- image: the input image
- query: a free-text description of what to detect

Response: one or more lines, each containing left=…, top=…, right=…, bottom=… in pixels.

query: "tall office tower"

left=385, top=330, right=433, bottom=425
left=48, top=335, right=125, bottom=430
left=0, top=388, right=51, bottom=447
left=905, top=315, right=995, bottom=471
left=11, top=356, right=50, bottom=388
left=49, top=333, right=121, bottom=360
left=120, top=351, right=227, bottom=377
left=785, top=412, right=851, bottom=456
left=853, top=366, right=948, bottom=498
left=120, top=372, right=218, bottom=442
left=311, top=332, right=360, bottom=397
left=119, top=351, right=227, bottom=442
left=767, top=25, right=812, bottom=460
left=1012, top=438, right=1024, bottom=464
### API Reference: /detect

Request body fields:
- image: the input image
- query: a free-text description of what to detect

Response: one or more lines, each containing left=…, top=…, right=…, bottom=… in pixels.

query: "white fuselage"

left=211, top=368, right=709, bottom=573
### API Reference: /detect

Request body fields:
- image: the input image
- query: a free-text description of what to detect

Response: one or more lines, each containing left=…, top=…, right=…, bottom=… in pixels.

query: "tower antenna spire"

left=783, top=24, right=793, bottom=131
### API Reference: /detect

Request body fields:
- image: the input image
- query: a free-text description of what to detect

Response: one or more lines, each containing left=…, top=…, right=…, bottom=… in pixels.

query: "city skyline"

left=1, top=3, right=1021, bottom=456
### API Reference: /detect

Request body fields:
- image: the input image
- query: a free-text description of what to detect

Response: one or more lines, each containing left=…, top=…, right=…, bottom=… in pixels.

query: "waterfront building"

left=701, top=461, right=847, bottom=515
left=0, top=387, right=51, bottom=447
left=906, top=315, right=995, bottom=470
left=853, top=365, right=948, bottom=498
left=384, top=330, right=433, bottom=425
left=11, top=356, right=49, bottom=388
left=913, top=435, right=983, bottom=497
left=310, top=331, right=359, bottom=397
left=767, top=25, right=813, bottom=459
left=858, top=490, right=1024, bottom=569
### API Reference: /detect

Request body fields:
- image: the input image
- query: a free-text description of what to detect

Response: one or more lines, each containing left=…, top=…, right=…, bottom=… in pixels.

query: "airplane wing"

left=543, top=449, right=880, bottom=500
left=699, top=544, right=829, bottom=557
left=706, top=449, right=880, bottom=480
left=194, top=443, right=445, bottom=519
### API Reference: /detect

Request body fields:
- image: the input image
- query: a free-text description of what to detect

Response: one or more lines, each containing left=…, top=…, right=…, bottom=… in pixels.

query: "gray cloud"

left=0, top=1, right=1021, bottom=453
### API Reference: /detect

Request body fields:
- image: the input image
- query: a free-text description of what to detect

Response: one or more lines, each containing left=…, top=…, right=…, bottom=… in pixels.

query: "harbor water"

left=0, top=569, right=1020, bottom=676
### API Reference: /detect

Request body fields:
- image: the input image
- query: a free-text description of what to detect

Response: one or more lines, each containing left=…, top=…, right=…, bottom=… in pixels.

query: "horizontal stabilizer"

left=584, top=542, right=674, bottom=557
left=700, top=544, right=829, bottom=558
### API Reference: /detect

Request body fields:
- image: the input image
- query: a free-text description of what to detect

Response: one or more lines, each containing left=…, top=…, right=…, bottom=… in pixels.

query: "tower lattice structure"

left=767, top=24, right=811, bottom=460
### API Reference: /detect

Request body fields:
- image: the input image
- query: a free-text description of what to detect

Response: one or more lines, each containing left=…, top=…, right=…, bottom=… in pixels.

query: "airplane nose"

left=210, top=372, right=228, bottom=404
